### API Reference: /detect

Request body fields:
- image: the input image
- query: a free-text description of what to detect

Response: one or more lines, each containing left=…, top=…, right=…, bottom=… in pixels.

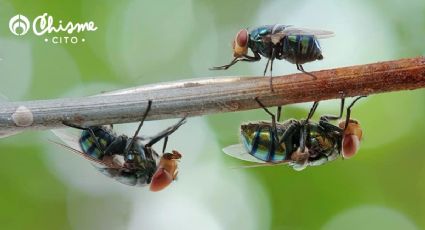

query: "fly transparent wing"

left=222, top=144, right=265, bottom=163
left=50, top=128, right=113, bottom=168
left=277, top=27, right=335, bottom=39
left=51, top=128, right=81, bottom=151
left=263, top=27, right=334, bottom=45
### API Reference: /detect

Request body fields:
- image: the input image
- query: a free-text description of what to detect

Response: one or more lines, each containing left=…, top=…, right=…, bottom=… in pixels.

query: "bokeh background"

left=1, top=0, right=425, bottom=229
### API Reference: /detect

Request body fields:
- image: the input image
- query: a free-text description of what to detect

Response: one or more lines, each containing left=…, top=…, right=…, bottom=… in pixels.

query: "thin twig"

left=0, top=57, right=424, bottom=138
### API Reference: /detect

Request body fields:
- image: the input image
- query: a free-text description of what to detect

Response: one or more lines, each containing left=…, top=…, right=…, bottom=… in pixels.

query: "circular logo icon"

left=9, top=14, right=30, bottom=36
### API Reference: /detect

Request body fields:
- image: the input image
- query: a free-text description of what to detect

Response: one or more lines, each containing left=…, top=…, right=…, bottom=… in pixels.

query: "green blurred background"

left=0, top=0, right=425, bottom=229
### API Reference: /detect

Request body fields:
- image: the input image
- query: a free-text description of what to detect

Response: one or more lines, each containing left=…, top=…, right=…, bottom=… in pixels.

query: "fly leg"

left=243, top=52, right=261, bottom=62
left=263, top=58, right=271, bottom=76
left=343, top=96, right=367, bottom=130
left=318, top=97, right=345, bottom=136
left=264, top=47, right=282, bottom=123
left=210, top=57, right=238, bottom=70
left=277, top=106, right=282, bottom=122
left=262, top=46, right=278, bottom=92
left=145, top=117, right=187, bottom=148
left=331, top=96, right=366, bottom=155
left=254, top=97, right=278, bottom=141
left=278, top=122, right=298, bottom=146
left=319, top=122, right=343, bottom=133
left=296, top=64, right=317, bottom=80
left=306, top=101, right=319, bottom=122
left=125, top=100, right=152, bottom=154
left=210, top=52, right=261, bottom=70
left=277, top=122, right=303, bottom=162
left=162, top=136, right=169, bottom=153
left=299, top=125, right=308, bottom=153
left=299, top=101, right=319, bottom=153
left=269, top=48, right=277, bottom=92
left=320, top=98, right=345, bottom=122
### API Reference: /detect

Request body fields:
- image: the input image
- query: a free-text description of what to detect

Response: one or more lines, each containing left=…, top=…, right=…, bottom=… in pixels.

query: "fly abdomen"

left=281, top=35, right=323, bottom=64
left=241, top=124, right=286, bottom=162
left=80, top=127, right=116, bottom=159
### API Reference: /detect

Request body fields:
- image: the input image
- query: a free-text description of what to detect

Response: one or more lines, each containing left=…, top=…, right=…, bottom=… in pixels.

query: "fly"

left=223, top=96, right=365, bottom=171
left=52, top=100, right=186, bottom=191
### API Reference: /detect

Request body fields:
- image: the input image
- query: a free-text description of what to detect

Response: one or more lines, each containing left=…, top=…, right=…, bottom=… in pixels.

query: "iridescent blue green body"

left=240, top=120, right=298, bottom=162
left=248, top=24, right=323, bottom=64
left=80, top=127, right=118, bottom=159
left=249, top=26, right=273, bottom=58
left=78, top=126, right=158, bottom=186
left=240, top=120, right=342, bottom=165
left=306, top=122, right=341, bottom=162
left=281, top=35, right=323, bottom=64
left=211, top=24, right=332, bottom=74
left=248, top=25, right=287, bottom=58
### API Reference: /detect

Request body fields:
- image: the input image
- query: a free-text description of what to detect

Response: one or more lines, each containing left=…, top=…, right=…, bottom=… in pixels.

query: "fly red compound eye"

left=339, top=120, right=363, bottom=159
left=232, top=29, right=249, bottom=57
left=342, top=134, right=360, bottom=159
left=150, top=168, right=173, bottom=192
left=235, top=29, right=248, bottom=48
left=149, top=151, right=181, bottom=192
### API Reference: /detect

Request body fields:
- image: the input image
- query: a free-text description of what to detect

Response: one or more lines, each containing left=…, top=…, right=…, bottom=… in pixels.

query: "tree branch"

left=0, top=57, right=424, bottom=138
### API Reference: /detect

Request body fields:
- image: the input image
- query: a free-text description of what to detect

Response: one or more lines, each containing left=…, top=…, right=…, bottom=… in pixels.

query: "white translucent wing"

left=50, top=128, right=111, bottom=167
left=273, top=27, right=335, bottom=39
left=51, top=128, right=81, bottom=151
left=222, top=144, right=265, bottom=163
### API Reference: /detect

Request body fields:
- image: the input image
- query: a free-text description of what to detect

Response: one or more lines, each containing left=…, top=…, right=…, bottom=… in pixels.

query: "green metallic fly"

left=211, top=24, right=334, bottom=120
left=211, top=24, right=334, bottom=89
left=53, top=100, right=186, bottom=191
left=223, top=96, right=365, bottom=170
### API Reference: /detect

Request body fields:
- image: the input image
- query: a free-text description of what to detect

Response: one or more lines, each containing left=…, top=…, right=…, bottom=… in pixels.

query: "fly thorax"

left=139, top=159, right=157, bottom=183
left=308, top=129, right=336, bottom=157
